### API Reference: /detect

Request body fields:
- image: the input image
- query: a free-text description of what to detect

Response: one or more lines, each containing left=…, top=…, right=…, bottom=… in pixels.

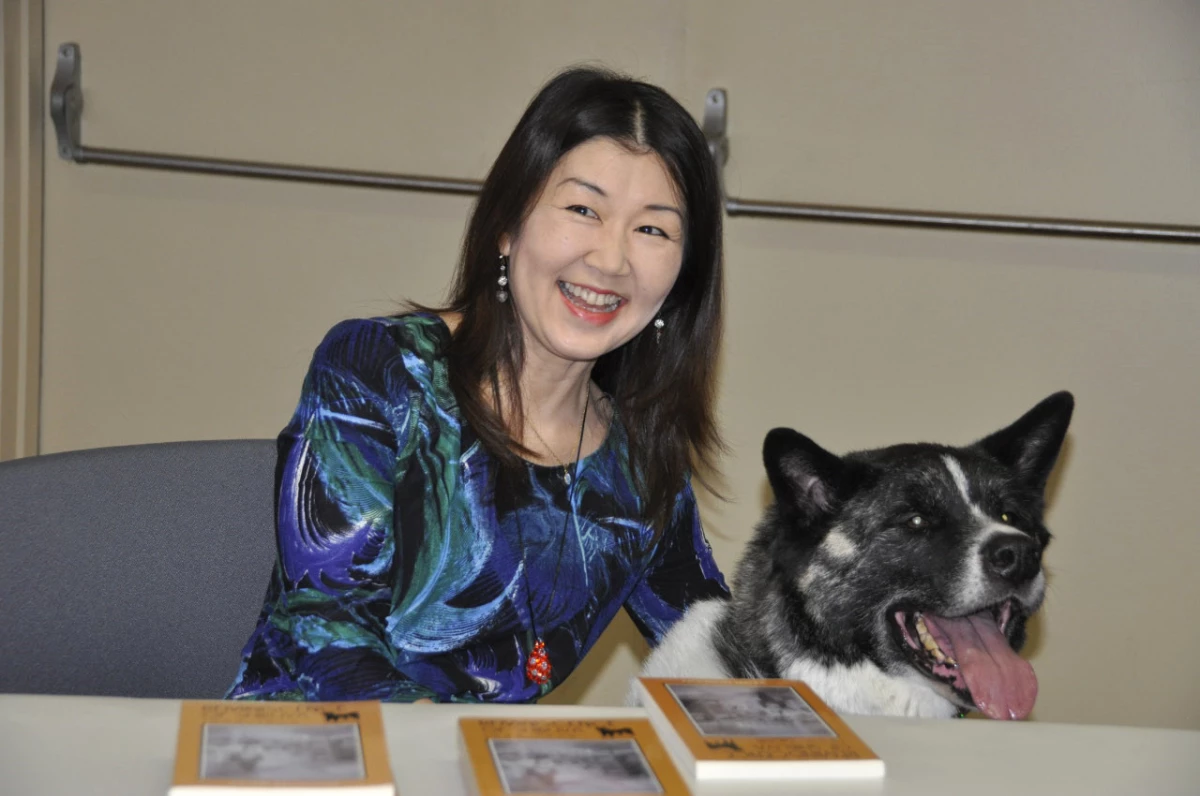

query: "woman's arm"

left=623, top=480, right=730, bottom=646
left=227, top=318, right=439, bottom=702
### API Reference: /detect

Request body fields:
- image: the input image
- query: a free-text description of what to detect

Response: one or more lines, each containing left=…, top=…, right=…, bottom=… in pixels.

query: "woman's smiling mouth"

left=558, top=280, right=626, bottom=322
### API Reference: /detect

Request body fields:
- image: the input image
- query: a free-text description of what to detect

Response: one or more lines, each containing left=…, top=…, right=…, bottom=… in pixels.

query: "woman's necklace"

left=525, top=406, right=582, bottom=486
left=513, top=391, right=590, bottom=687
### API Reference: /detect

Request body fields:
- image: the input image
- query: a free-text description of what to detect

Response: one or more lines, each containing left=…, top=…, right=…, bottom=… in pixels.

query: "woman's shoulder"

left=294, top=313, right=460, bottom=426
left=311, top=312, right=451, bottom=368
left=319, top=310, right=450, bottom=345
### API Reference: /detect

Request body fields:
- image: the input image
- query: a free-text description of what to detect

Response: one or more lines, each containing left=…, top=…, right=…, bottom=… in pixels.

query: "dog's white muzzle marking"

left=942, top=454, right=1044, bottom=611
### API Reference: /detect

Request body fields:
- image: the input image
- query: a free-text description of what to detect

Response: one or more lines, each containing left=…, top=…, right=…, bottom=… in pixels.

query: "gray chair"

left=0, top=439, right=278, bottom=699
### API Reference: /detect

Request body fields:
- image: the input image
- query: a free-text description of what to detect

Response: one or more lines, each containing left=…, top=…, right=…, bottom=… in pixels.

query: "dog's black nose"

left=982, top=534, right=1041, bottom=585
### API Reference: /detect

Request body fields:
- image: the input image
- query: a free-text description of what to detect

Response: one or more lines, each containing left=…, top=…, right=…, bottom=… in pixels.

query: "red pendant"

left=526, top=639, right=551, bottom=685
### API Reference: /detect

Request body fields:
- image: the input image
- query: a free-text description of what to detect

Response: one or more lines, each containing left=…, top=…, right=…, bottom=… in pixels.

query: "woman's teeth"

left=559, top=281, right=622, bottom=312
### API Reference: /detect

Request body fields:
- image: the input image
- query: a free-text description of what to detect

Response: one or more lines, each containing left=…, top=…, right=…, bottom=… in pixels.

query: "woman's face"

left=503, top=137, right=685, bottom=372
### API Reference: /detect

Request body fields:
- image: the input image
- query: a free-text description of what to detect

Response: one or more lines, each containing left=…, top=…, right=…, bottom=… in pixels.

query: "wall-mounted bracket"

left=702, top=87, right=729, bottom=204
left=702, top=88, right=729, bottom=171
left=50, top=42, right=83, bottom=161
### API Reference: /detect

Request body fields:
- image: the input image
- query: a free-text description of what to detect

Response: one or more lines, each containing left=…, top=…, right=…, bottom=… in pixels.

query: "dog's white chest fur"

left=638, top=601, right=731, bottom=680
left=634, top=599, right=958, bottom=719
left=776, top=659, right=959, bottom=718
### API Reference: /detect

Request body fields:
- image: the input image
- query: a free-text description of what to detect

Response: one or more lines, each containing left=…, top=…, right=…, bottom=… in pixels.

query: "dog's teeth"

left=916, top=618, right=933, bottom=646
left=915, top=615, right=952, bottom=663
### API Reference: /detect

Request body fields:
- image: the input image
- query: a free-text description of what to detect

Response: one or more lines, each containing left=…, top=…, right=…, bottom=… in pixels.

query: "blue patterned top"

left=226, top=313, right=729, bottom=703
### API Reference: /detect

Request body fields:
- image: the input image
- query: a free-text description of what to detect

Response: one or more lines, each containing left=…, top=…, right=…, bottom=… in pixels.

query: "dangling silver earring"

left=653, top=317, right=665, bottom=343
left=497, top=254, right=509, bottom=303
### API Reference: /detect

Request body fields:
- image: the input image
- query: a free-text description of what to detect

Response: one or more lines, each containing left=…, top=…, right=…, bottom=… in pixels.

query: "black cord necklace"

left=513, top=392, right=590, bottom=687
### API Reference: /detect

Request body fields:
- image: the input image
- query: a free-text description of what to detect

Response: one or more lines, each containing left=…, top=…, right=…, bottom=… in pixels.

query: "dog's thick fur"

left=637, top=392, right=1074, bottom=719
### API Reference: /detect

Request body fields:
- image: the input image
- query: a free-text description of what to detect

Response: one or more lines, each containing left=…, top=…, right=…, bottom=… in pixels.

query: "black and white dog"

left=638, top=392, right=1074, bottom=720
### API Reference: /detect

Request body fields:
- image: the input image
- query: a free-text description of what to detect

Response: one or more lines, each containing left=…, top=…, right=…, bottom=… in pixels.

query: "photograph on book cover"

left=199, top=722, right=366, bottom=781
left=666, top=683, right=836, bottom=739
left=488, top=738, right=664, bottom=794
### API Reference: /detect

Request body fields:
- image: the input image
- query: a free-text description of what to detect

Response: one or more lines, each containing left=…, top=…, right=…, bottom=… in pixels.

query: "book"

left=168, top=700, right=396, bottom=795
left=458, top=717, right=690, bottom=796
left=634, top=678, right=885, bottom=783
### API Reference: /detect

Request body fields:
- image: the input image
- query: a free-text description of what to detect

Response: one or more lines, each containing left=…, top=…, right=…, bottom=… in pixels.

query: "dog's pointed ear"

left=975, top=391, right=1074, bottom=493
left=763, top=428, right=845, bottom=520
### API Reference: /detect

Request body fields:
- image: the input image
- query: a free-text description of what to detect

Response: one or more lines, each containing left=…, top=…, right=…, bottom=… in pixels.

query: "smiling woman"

left=225, top=67, right=731, bottom=704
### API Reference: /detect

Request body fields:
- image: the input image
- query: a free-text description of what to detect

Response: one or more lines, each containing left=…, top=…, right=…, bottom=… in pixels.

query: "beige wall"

left=24, top=1, right=1200, bottom=728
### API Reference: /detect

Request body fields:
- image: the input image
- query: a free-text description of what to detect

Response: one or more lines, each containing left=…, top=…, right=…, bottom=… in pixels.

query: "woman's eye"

left=566, top=205, right=598, bottom=219
left=636, top=225, right=669, bottom=238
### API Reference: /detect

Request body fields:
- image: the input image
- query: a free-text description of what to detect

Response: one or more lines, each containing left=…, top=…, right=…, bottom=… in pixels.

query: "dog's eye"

left=907, top=515, right=927, bottom=530
left=1001, top=513, right=1011, bottom=523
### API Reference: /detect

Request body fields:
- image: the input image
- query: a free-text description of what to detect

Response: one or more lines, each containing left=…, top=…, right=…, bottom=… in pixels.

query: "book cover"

left=168, top=700, right=396, bottom=795
left=635, top=678, right=885, bottom=782
left=458, top=717, right=689, bottom=796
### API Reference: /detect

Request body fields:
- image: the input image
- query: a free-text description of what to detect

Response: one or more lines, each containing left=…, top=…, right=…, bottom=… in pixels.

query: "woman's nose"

left=585, top=229, right=630, bottom=276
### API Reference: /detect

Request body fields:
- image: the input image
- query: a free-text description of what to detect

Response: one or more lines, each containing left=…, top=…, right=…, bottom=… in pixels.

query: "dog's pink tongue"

left=926, top=612, right=1038, bottom=720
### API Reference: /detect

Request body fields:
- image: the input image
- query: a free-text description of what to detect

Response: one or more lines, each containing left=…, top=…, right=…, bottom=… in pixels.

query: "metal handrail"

left=50, top=43, right=1200, bottom=244
left=71, top=147, right=482, bottom=196
left=721, top=197, right=1200, bottom=242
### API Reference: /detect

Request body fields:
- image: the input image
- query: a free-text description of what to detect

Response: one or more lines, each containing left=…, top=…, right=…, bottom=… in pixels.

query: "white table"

left=1, top=694, right=1197, bottom=795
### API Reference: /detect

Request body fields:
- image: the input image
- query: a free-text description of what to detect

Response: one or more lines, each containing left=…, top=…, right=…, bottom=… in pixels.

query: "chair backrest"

left=0, top=439, right=278, bottom=699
